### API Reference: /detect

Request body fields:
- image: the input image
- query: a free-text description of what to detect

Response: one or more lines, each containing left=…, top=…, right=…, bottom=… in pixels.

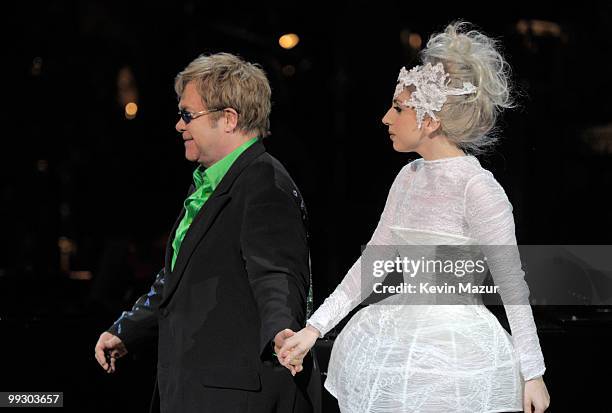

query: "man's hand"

left=524, top=376, right=550, bottom=413
left=277, top=325, right=319, bottom=375
left=94, top=332, right=127, bottom=373
left=274, top=329, right=301, bottom=376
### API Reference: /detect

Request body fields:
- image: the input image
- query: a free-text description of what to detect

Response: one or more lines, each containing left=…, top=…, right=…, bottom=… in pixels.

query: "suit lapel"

left=161, top=141, right=266, bottom=306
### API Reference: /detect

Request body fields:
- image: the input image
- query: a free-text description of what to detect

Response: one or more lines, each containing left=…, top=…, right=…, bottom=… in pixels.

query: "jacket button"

left=160, top=308, right=169, bottom=317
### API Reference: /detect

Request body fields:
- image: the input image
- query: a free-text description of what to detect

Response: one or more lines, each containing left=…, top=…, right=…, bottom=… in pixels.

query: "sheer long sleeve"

left=464, top=172, right=546, bottom=381
left=306, top=166, right=408, bottom=338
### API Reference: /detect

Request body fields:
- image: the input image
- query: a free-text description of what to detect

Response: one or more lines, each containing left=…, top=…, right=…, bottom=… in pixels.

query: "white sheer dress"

left=307, top=155, right=546, bottom=413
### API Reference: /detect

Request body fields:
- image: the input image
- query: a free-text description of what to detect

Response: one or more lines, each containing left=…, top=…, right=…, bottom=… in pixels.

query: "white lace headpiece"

left=394, top=62, right=478, bottom=128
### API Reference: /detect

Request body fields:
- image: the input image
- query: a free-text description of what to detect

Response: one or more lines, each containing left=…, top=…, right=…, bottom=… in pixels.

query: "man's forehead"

left=178, top=82, right=202, bottom=109
left=178, top=95, right=202, bottom=110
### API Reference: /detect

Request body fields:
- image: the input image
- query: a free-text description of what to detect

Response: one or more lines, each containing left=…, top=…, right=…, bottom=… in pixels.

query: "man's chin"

left=184, top=151, right=200, bottom=162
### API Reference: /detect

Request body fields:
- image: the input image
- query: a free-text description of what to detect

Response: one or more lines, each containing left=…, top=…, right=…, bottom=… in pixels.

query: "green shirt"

left=171, top=137, right=258, bottom=270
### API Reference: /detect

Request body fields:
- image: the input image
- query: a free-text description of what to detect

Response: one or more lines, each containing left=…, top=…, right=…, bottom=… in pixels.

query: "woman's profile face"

left=381, top=89, right=425, bottom=153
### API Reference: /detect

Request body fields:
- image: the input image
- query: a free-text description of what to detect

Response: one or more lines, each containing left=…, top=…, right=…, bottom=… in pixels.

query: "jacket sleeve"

left=106, top=268, right=166, bottom=350
left=240, top=167, right=310, bottom=357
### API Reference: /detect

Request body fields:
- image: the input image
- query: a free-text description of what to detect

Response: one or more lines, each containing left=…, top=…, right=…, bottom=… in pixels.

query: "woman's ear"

left=423, top=116, right=442, bottom=136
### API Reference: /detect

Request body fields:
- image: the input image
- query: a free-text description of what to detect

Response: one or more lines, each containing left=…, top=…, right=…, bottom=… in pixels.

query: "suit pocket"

left=193, top=365, right=261, bottom=391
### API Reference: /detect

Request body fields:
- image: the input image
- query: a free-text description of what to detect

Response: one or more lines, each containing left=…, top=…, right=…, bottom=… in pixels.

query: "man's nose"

left=176, top=118, right=186, bottom=133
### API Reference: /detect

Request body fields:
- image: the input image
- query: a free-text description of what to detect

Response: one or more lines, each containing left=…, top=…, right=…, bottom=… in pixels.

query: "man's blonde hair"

left=175, top=53, right=271, bottom=137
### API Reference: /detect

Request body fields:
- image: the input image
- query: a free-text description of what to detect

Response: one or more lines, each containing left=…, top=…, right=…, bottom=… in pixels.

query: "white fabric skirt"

left=324, top=304, right=524, bottom=413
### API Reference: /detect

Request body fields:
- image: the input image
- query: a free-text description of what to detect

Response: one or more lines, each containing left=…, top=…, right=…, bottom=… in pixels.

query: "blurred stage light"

left=118, top=66, right=139, bottom=118
left=282, top=65, right=296, bottom=77
left=581, top=123, right=612, bottom=154
left=37, top=159, right=48, bottom=172
left=516, top=19, right=562, bottom=37
left=400, top=29, right=422, bottom=50
left=125, top=102, right=138, bottom=119
left=408, top=33, right=422, bottom=49
left=69, top=270, right=93, bottom=280
left=279, top=33, right=299, bottom=49
left=58, top=237, right=75, bottom=254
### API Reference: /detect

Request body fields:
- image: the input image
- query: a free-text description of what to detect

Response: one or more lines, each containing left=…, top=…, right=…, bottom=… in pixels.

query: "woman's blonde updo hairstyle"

left=420, top=21, right=515, bottom=153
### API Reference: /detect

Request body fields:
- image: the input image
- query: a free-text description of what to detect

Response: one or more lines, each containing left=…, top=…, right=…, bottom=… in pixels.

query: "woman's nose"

left=382, top=110, right=391, bottom=126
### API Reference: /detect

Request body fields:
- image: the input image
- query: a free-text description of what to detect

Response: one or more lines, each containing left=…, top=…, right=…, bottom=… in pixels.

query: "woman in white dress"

left=278, top=22, right=550, bottom=413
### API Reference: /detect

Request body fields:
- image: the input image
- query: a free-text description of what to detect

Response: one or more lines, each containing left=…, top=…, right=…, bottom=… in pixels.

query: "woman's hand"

left=277, top=325, right=320, bottom=375
left=524, top=376, right=550, bottom=413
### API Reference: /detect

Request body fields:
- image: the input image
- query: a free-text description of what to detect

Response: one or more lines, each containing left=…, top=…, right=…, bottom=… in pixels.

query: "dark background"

left=1, top=1, right=611, bottom=411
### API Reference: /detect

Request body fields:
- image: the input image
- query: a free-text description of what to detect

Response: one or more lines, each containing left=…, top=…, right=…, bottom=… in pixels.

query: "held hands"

left=274, top=329, right=300, bottom=376
left=275, top=325, right=320, bottom=375
left=94, top=332, right=127, bottom=373
left=524, top=376, right=550, bottom=413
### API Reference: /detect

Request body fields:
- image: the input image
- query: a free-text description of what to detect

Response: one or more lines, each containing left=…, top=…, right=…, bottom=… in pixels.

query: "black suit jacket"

left=108, top=141, right=316, bottom=412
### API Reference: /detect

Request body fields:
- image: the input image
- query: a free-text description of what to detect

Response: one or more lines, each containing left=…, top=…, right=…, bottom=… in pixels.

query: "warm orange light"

left=400, top=30, right=422, bottom=50
left=279, top=33, right=300, bottom=49
left=516, top=19, right=562, bottom=37
left=69, top=270, right=93, bottom=280
left=408, top=33, right=422, bottom=49
left=125, top=102, right=138, bottom=119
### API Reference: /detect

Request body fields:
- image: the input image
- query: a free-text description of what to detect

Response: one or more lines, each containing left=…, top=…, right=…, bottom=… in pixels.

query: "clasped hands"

left=273, top=325, right=320, bottom=376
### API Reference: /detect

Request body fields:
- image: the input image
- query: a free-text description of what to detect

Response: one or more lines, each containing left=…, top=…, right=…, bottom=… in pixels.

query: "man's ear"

left=223, top=108, right=239, bottom=132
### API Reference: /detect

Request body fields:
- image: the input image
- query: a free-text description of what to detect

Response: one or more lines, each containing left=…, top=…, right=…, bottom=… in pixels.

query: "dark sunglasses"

left=178, top=108, right=224, bottom=124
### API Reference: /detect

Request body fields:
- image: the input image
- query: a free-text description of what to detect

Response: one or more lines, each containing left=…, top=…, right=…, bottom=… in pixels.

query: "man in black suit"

left=94, top=53, right=319, bottom=413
